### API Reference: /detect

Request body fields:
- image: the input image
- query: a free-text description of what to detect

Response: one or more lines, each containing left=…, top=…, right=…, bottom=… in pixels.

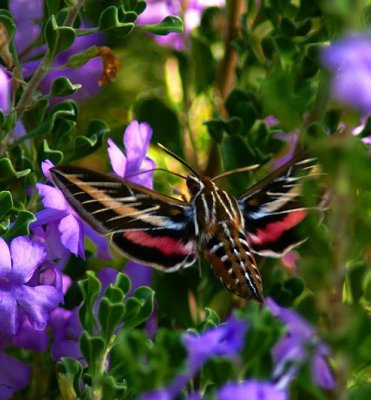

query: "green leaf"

left=100, top=375, right=127, bottom=399
left=79, top=331, right=105, bottom=373
left=50, top=76, right=82, bottom=97
left=3, top=210, right=35, bottom=241
left=197, top=308, right=220, bottom=331
left=154, top=272, right=193, bottom=327
left=190, top=34, right=216, bottom=92
left=45, top=15, right=76, bottom=58
left=0, top=11, right=16, bottom=41
left=56, top=357, right=83, bottom=398
left=38, top=140, right=64, bottom=165
left=67, top=46, right=100, bottom=69
left=114, top=273, right=131, bottom=295
left=69, top=120, right=109, bottom=161
left=78, top=272, right=101, bottom=333
left=0, top=191, right=13, bottom=220
left=348, top=263, right=366, bottom=303
left=123, top=286, right=154, bottom=329
left=98, top=297, right=125, bottom=341
left=284, top=277, right=305, bottom=299
left=139, top=16, right=183, bottom=35
left=0, top=158, right=31, bottom=186
left=0, top=109, right=4, bottom=128
left=204, top=119, right=226, bottom=143
left=98, top=6, right=135, bottom=37
left=134, top=97, right=183, bottom=157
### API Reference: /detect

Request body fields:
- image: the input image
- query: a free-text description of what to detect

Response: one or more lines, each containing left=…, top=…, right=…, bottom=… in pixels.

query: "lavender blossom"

left=322, top=34, right=371, bottom=114
left=33, top=160, right=110, bottom=260
left=266, top=298, right=335, bottom=390
left=145, top=318, right=248, bottom=398
left=0, top=351, right=31, bottom=400
left=108, top=121, right=155, bottom=290
left=0, top=236, right=63, bottom=336
left=218, top=380, right=287, bottom=400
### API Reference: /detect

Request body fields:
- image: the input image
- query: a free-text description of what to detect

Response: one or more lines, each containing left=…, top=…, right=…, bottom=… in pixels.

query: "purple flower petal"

left=59, top=214, right=85, bottom=258
left=36, top=182, right=68, bottom=210
left=140, top=389, right=171, bottom=400
left=49, top=307, right=82, bottom=361
left=321, top=35, right=371, bottom=114
left=10, top=236, right=46, bottom=282
left=183, top=318, right=247, bottom=371
left=123, top=121, right=153, bottom=175
left=0, top=238, right=11, bottom=274
left=0, top=351, right=31, bottom=400
left=0, top=67, right=10, bottom=112
left=125, top=261, right=153, bottom=295
left=12, top=319, right=49, bottom=352
left=16, top=284, right=61, bottom=330
left=311, top=354, right=336, bottom=389
left=0, top=291, right=18, bottom=335
left=218, top=381, right=287, bottom=400
left=107, top=137, right=127, bottom=177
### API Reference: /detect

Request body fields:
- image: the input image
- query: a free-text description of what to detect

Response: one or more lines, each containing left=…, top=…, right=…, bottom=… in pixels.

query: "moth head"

left=186, top=175, right=204, bottom=196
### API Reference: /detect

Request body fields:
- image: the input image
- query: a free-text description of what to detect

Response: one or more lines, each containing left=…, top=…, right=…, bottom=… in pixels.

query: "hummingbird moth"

left=50, top=147, right=319, bottom=303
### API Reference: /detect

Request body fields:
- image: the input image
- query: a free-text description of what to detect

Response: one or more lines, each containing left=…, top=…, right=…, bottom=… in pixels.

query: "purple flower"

left=166, top=318, right=247, bottom=396
left=0, top=351, right=31, bottom=400
left=32, top=160, right=110, bottom=260
left=49, top=306, right=82, bottom=361
left=10, top=0, right=44, bottom=55
left=137, top=0, right=225, bottom=49
left=183, top=318, right=247, bottom=371
left=266, top=298, right=335, bottom=390
left=218, top=381, right=287, bottom=400
left=0, top=236, right=63, bottom=336
left=322, top=34, right=371, bottom=114
left=108, top=121, right=155, bottom=291
left=108, top=120, right=155, bottom=188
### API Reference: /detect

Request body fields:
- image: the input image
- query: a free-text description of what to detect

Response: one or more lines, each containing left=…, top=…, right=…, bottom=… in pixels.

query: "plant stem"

left=204, top=0, right=246, bottom=176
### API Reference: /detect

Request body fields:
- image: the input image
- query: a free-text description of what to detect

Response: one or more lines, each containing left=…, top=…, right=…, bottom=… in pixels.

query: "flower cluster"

left=141, top=300, right=334, bottom=399
left=0, top=120, right=155, bottom=397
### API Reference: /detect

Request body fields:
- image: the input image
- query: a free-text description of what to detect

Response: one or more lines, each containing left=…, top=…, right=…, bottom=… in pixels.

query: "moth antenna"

left=124, top=167, right=187, bottom=181
left=157, top=143, right=200, bottom=177
left=212, top=164, right=260, bottom=181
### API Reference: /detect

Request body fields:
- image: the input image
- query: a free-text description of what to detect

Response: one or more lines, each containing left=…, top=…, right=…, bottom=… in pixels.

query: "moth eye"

left=186, top=176, right=201, bottom=196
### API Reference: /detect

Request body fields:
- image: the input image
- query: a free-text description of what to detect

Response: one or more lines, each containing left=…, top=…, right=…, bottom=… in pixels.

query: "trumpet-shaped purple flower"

left=33, top=160, right=111, bottom=260
left=108, top=121, right=155, bottom=290
left=322, top=34, right=371, bottom=114
left=0, top=351, right=31, bottom=400
left=108, top=120, right=155, bottom=188
left=0, top=236, right=63, bottom=336
left=218, top=381, right=287, bottom=400
left=140, top=318, right=248, bottom=398
left=266, top=298, right=335, bottom=390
